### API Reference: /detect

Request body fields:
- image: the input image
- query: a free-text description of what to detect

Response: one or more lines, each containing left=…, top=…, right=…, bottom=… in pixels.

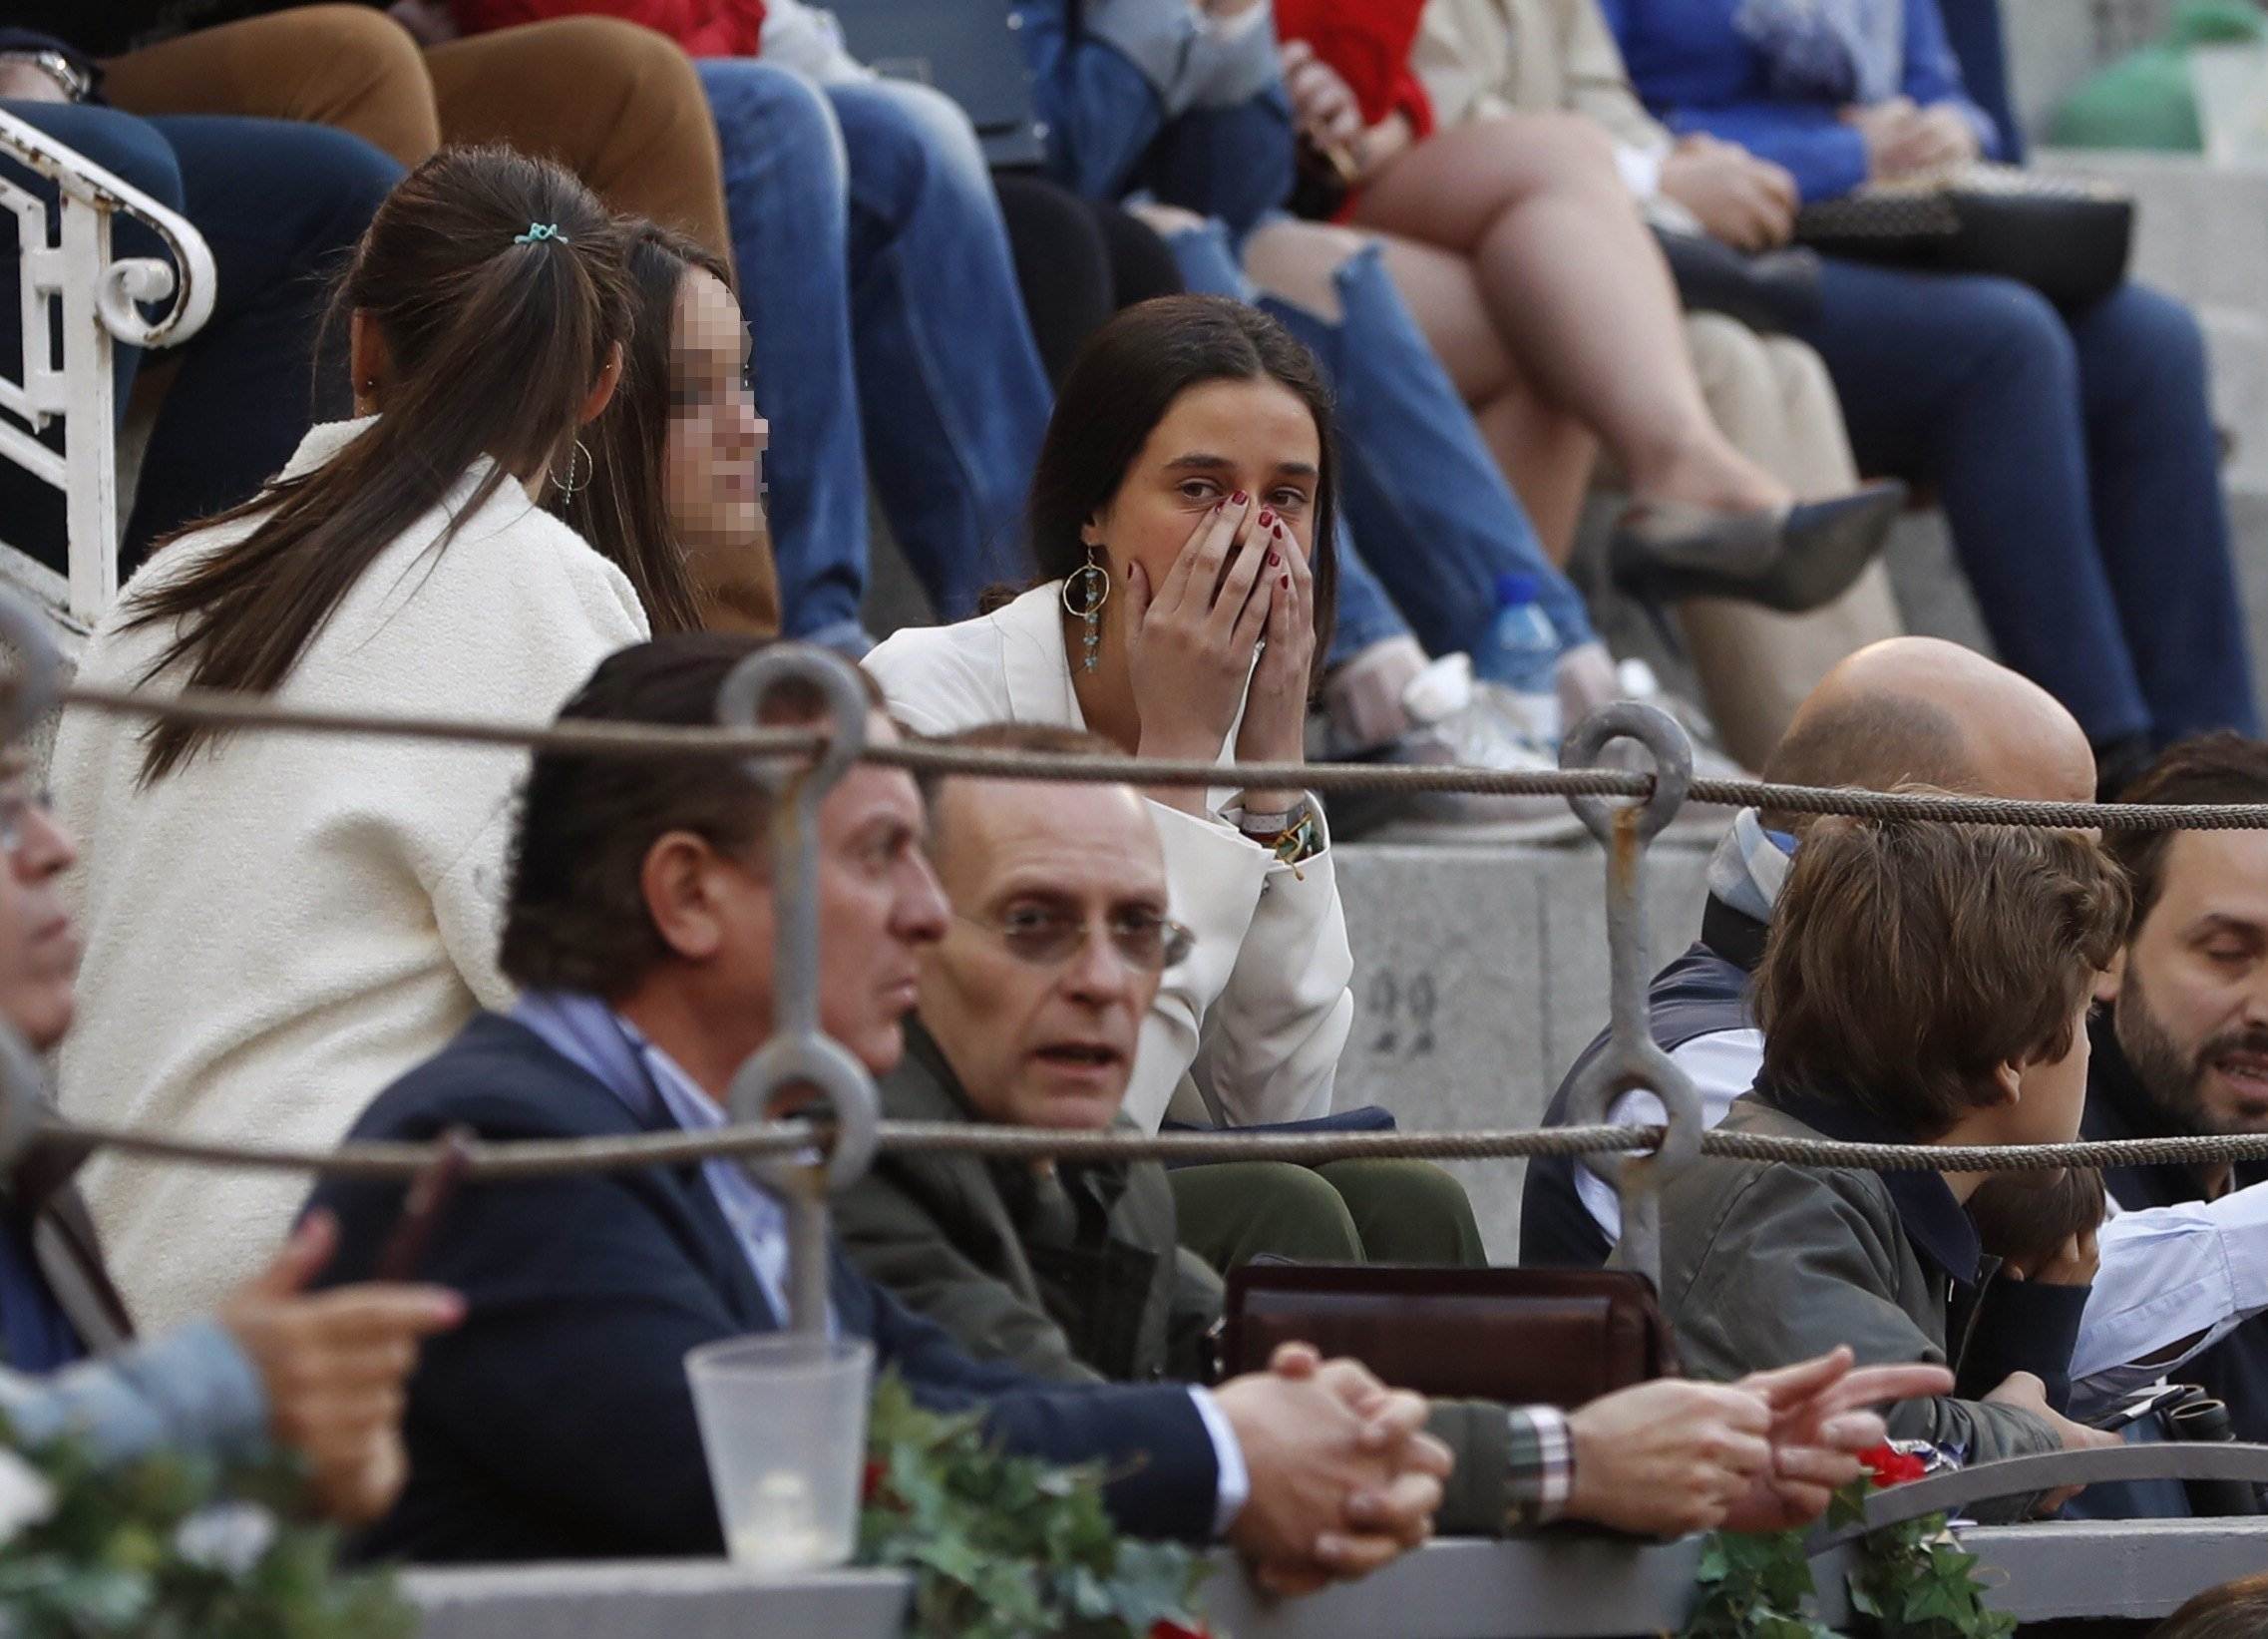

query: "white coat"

left=864, top=584, right=1352, bottom=1132
left=52, top=419, right=650, bottom=1330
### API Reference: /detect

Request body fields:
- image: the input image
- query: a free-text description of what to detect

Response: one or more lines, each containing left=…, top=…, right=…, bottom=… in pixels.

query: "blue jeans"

left=1798, top=262, right=2256, bottom=746
left=697, top=62, right=1053, bottom=643
left=1163, top=218, right=1596, bottom=670
left=0, top=103, right=397, bottom=572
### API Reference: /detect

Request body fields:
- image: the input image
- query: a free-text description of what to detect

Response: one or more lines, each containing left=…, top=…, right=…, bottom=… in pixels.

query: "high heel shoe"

left=1607, top=479, right=1907, bottom=615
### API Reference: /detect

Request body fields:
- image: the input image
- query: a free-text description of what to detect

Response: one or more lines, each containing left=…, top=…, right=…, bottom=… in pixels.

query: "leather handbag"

left=1219, top=1263, right=1680, bottom=1407
left=1793, top=163, right=2133, bottom=311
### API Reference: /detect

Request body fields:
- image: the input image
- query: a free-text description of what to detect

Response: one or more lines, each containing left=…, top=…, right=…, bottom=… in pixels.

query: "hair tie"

left=514, top=222, right=567, bottom=245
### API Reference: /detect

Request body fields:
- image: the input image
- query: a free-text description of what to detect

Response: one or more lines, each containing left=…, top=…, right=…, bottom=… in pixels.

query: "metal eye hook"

left=714, top=643, right=881, bottom=1333
left=1560, top=699, right=1694, bottom=849
left=0, top=587, right=63, bottom=746
left=1557, top=701, right=1702, bottom=1289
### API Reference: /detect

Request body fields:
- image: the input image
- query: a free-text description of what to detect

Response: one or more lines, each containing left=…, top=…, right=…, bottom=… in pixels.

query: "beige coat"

left=1414, top=0, right=1668, bottom=157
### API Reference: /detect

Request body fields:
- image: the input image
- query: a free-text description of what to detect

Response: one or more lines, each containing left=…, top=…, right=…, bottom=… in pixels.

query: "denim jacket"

left=1013, top=0, right=1295, bottom=232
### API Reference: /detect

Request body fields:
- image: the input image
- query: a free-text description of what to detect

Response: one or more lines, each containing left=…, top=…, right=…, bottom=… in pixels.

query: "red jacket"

left=448, top=0, right=764, bottom=58
left=1272, top=0, right=1433, bottom=139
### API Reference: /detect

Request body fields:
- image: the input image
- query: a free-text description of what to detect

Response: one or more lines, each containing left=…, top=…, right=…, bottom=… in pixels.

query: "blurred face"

left=1081, top=376, right=1321, bottom=616
left=2108, top=832, right=2268, bottom=1135
left=918, top=779, right=1170, bottom=1130
left=687, top=715, right=947, bottom=1077
left=664, top=269, right=767, bottom=551
left=0, top=758, right=78, bottom=1051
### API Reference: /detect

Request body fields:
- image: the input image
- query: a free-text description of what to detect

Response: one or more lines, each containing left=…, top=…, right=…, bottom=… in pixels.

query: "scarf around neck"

left=1733, top=0, right=1904, bottom=107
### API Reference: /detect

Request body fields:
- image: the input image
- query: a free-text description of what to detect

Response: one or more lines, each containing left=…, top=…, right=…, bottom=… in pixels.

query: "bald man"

left=1524, top=638, right=2264, bottom=1425
left=1525, top=636, right=2094, bottom=1267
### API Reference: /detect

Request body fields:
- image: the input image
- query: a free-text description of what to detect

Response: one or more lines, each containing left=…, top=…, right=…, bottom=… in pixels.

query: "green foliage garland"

left=1684, top=1450, right=2013, bottom=1639
left=0, top=1432, right=413, bottom=1638
left=858, top=1374, right=1220, bottom=1639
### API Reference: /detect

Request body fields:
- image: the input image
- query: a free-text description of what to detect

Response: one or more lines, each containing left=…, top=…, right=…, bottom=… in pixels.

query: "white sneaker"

left=1321, top=655, right=1590, bottom=844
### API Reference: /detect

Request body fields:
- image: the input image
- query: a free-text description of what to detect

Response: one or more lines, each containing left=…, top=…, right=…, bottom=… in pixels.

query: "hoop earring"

left=556, top=439, right=592, bottom=503
left=1061, top=545, right=1109, bottom=673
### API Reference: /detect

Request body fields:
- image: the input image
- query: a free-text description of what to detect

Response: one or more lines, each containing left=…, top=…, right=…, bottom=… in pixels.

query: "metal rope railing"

left=52, top=678, right=2268, bottom=832
left=8, top=596, right=2262, bottom=1303
left=50, top=1113, right=2268, bottom=1184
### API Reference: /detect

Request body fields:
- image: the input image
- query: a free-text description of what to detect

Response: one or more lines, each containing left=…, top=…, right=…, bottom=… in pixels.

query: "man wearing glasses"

left=304, top=636, right=1459, bottom=1582
left=837, top=721, right=1953, bottom=1540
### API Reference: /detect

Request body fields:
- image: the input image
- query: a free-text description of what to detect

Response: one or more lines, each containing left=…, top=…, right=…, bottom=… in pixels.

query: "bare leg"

left=1243, top=217, right=1600, bottom=559
left=1354, top=111, right=1787, bottom=514
left=1474, top=387, right=1598, bottom=563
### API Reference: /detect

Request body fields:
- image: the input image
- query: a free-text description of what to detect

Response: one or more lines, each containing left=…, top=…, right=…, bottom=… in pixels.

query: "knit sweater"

left=51, top=419, right=648, bottom=1331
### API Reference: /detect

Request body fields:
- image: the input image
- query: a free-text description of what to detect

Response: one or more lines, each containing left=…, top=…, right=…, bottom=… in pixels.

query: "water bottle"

left=1473, top=574, right=1562, bottom=745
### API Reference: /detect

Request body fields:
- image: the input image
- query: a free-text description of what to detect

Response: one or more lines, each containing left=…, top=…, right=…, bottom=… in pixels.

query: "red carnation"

left=1857, top=1443, right=1928, bottom=1487
left=1150, top=1621, right=1212, bottom=1639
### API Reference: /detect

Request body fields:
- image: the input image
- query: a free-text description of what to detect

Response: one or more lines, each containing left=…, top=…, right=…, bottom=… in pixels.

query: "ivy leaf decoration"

left=858, top=1373, right=1217, bottom=1639
left=1687, top=1466, right=2012, bottom=1639
left=0, top=1420, right=412, bottom=1639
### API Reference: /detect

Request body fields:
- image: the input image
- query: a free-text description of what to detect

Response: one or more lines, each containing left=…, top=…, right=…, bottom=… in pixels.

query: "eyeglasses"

left=955, top=904, right=1195, bottom=971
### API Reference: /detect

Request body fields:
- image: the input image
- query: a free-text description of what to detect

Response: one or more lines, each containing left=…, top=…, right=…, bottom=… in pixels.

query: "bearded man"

left=2090, top=732, right=2268, bottom=1440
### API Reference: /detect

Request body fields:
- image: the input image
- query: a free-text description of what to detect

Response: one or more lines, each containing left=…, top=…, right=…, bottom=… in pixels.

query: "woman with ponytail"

left=50, top=147, right=693, bottom=1331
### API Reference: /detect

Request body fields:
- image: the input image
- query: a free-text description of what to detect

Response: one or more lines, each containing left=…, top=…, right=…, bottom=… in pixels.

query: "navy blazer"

left=306, top=1014, right=1221, bottom=1563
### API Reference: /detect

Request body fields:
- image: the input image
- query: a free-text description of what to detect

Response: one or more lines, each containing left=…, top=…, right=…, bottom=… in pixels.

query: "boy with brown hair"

left=1649, top=813, right=2129, bottom=1514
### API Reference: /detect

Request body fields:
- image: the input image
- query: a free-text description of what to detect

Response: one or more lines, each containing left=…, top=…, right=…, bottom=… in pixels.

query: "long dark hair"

left=1027, top=294, right=1338, bottom=690
left=124, top=146, right=635, bottom=782
left=562, top=222, right=724, bottom=638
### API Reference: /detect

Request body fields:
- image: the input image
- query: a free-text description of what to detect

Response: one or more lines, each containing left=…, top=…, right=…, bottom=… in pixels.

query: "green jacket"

left=837, top=1024, right=1554, bottom=1536
left=837, top=1024, right=1219, bottom=1386
left=1650, top=1093, right=2061, bottom=1518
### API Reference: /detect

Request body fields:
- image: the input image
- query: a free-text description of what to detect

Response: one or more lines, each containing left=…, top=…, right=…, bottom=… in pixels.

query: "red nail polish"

left=1259, top=509, right=1275, bottom=527
left=1266, top=549, right=1281, bottom=566
left=1231, top=490, right=1247, bottom=505
left=1280, top=575, right=1291, bottom=589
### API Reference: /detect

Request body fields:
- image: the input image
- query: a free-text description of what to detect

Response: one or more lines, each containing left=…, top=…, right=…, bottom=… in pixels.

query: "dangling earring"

left=1061, top=545, right=1109, bottom=673
left=556, top=439, right=592, bottom=503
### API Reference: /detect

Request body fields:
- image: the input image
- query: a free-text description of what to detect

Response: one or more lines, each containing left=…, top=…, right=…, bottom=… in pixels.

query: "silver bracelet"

left=1, top=51, right=92, bottom=103
left=1238, top=798, right=1310, bottom=837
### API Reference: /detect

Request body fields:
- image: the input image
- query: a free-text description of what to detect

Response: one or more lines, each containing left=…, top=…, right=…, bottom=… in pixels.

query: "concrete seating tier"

left=405, top=1520, right=2268, bottom=1638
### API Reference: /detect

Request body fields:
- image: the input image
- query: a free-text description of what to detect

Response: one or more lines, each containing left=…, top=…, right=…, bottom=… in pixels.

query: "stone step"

left=2037, top=150, right=2268, bottom=324
left=1329, top=835, right=1717, bottom=1261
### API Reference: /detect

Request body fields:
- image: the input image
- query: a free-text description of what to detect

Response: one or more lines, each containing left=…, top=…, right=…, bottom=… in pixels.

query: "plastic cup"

left=685, top=1334, right=874, bottom=1574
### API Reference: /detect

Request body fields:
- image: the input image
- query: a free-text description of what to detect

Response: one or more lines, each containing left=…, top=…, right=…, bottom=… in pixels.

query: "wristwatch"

left=0, top=50, right=93, bottom=103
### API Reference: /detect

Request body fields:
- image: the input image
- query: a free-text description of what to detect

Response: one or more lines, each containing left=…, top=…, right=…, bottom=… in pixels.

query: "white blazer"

left=865, top=584, right=1353, bottom=1131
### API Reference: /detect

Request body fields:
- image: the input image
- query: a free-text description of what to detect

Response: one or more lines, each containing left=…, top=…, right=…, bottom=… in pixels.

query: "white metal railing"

left=0, top=107, right=216, bottom=629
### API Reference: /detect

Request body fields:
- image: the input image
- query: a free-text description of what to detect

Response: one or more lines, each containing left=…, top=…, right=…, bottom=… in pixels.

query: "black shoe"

left=1608, top=480, right=1907, bottom=615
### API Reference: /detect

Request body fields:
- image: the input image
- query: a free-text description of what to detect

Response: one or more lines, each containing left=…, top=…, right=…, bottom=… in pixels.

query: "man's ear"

left=2095, top=946, right=2128, bottom=1006
left=639, top=831, right=729, bottom=962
